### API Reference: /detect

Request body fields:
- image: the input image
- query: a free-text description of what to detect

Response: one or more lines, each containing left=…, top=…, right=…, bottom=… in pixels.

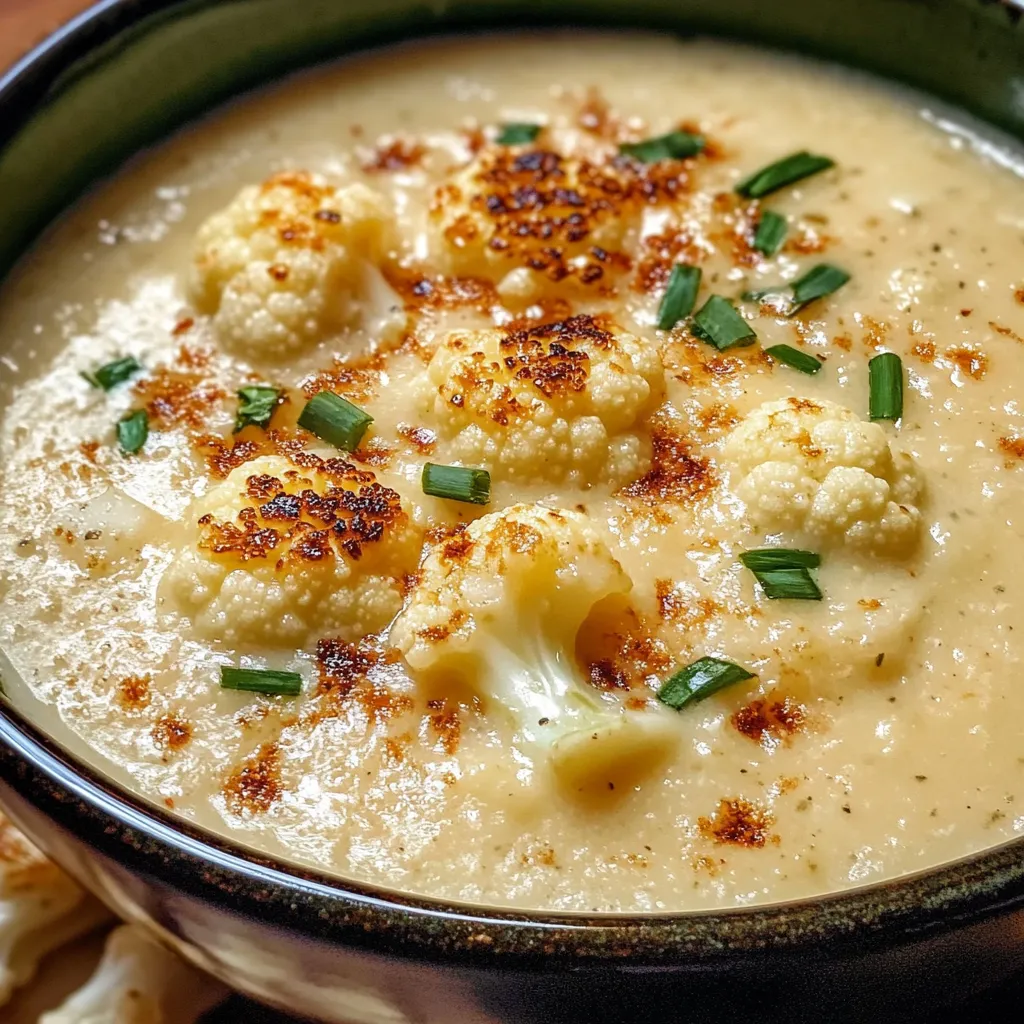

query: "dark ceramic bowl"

left=3, top=2, right=1024, bottom=1021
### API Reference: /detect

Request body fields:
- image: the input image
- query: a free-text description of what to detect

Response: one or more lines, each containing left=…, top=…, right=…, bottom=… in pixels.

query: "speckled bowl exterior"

left=2, top=2, right=1024, bottom=1021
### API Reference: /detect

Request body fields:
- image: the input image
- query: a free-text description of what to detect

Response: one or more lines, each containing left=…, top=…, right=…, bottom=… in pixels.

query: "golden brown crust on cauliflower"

left=161, top=453, right=421, bottom=648
left=191, top=171, right=395, bottom=359
left=420, top=314, right=664, bottom=488
left=430, top=145, right=694, bottom=299
left=723, top=397, right=924, bottom=555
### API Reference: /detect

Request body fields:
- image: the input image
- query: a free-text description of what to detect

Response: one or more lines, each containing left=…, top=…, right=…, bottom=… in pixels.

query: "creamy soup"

left=2, top=33, right=1024, bottom=913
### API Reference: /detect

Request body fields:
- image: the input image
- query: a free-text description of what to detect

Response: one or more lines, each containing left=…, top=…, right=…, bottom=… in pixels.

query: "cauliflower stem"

left=392, top=504, right=678, bottom=791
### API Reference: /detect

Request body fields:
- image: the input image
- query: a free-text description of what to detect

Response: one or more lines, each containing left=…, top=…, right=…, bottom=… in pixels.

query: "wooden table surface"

left=0, top=0, right=90, bottom=70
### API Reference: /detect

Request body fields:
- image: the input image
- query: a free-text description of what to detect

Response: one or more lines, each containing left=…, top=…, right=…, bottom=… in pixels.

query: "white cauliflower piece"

left=161, top=454, right=421, bottom=648
left=191, top=171, right=397, bottom=359
left=723, top=397, right=923, bottom=555
left=0, top=812, right=110, bottom=1006
left=431, top=145, right=649, bottom=299
left=420, top=314, right=663, bottom=488
left=40, top=924, right=227, bottom=1024
left=391, top=504, right=678, bottom=790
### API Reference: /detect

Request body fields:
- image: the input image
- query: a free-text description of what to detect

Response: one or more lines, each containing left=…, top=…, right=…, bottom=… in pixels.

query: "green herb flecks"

left=297, top=391, right=373, bottom=452
left=234, top=386, right=282, bottom=432
left=692, top=295, right=757, bottom=350
left=744, top=263, right=850, bottom=316
left=764, top=344, right=822, bottom=375
left=619, top=130, right=705, bottom=163
left=220, top=666, right=302, bottom=697
left=791, top=263, right=850, bottom=312
left=82, top=356, right=141, bottom=391
left=869, top=352, right=904, bottom=422
left=116, top=409, right=148, bottom=455
left=752, top=210, right=787, bottom=256
left=658, top=657, right=755, bottom=711
left=422, top=463, right=491, bottom=505
left=735, top=151, right=835, bottom=199
left=496, top=123, right=542, bottom=145
left=656, top=264, right=701, bottom=331
left=740, top=549, right=823, bottom=601
left=739, top=549, right=821, bottom=572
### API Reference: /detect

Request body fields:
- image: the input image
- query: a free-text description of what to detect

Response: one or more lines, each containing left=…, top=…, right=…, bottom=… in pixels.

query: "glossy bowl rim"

left=3, top=0, right=1024, bottom=968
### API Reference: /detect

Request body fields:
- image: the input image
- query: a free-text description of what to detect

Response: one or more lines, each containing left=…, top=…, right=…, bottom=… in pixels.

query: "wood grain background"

left=0, top=0, right=90, bottom=71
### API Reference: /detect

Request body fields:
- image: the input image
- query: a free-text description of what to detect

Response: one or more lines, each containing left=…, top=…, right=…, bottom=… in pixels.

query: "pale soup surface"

left=2, top=34, right=1024, bottom=912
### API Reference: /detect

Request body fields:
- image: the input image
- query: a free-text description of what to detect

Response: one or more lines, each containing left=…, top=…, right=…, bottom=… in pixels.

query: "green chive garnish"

left=753, top=210, right=787, bottom=256
left=657, top=657, right=755, bottom=711
left=791, top=263, right=850, bottom=312
left=220, top=666, right=302, bottom=697
left=234, top=385, right=282, bottom=433
left=82, top=356, right=141, bottom=391
left=740, top=549, right=823, bottom=601
left=869, top=352, right=904, bottom=422
left=765, top=344, right=822, bottom=375
left=735, top=151, right=835, bottom=199
left=496, top=123, right=542, bottom=145
left=422, top=463, right=491, bottom=505
left=657, top=264, right=701, bottom=331
left=744, top=263, right=850, bottom=316
left=751, top=567, right=823, bottom=601
left=297, top=391, right=373, bottom=452
left=619, top=130, right=705, bottom=163
left=739, top=549, right=821, bottom=571
left=692, top=295, right=757, bottom=350
left=116, top=409, right=148, bottom=455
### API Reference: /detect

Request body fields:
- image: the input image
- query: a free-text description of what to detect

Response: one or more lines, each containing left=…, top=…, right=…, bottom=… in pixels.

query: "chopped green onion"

left=744, top=263, right=850, bottom=316
left=220, top=666, right=302, bottom=697
left=657, top=264, right=701, bottom=331
left=234, top=385, right=282, bottom=432
left=739, top=549, right=821, bottom=571
left=496, top=123, right=542, bottom=145
left=740, top=548, right=823, bottom=600
left=297, top=391, right=373, bottom=451
left=869, top=352, right=904, bottom=422
left=82, top=356, right=141, bottom=391
left=735, top=151, right=835, bottom=199
left=619, top=130, right=705, bottom=163
left=790, top=263, right=850, bottom=312
left=422, top=463, right=491, bottom=505
left=657, top=657, right=755, bottom=711
left=752, top=210, right=787, bottom=256
left=751, top=567, right=822, bottom=601
left=764, top=344, right=822, bottom=375
left=692, top=295, right=757, bottom=350
left=116, top=409, right=148, bottom=455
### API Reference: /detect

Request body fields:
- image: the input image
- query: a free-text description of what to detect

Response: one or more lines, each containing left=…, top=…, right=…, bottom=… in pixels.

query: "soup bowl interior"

left=3, top=1, right=1024, bottom=1021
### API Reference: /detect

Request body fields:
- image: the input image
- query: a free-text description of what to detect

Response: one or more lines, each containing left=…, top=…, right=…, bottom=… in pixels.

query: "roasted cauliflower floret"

left=723, top=397, right=923, bottom=554
left=431, top=145, right=672, bottom=299
left=391, top=504, right=677, bottom=789
left=0, top=811, right=110, bottom=1006
left=420, top=314, right=664, bottom=488
left=191, top=171, right=395, bottom=359
left=161, top=454, right=420, bottom=648
left=40, top=924, right=227, bottom=1024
